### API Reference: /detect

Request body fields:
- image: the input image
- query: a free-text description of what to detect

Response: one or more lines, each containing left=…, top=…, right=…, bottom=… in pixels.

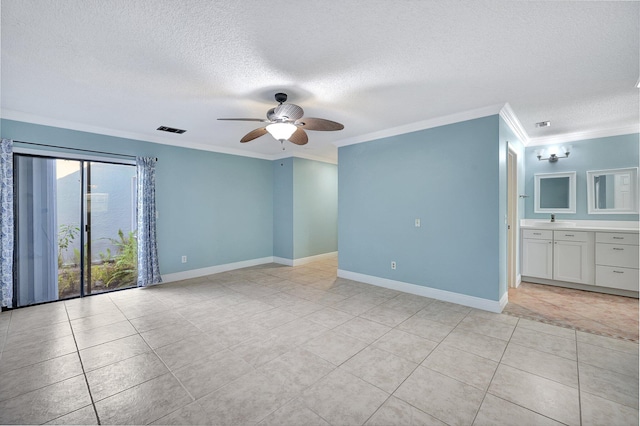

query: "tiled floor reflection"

left=504, top=282, right=639, bottom=341
left=0, top=255, right=637, bottom=425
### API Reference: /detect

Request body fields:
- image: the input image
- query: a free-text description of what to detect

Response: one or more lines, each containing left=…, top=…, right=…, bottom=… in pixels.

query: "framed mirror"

left=587, top=167, right=638, bottom=214
left=534, top=172, right=576, bottom=213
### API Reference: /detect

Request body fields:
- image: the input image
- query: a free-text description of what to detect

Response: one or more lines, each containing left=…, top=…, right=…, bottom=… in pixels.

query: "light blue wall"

left=273, top=158, right=294, bottom=259
left=273, top=157, right=338, bottom=260
left=524, top=133, right=640, bottom=221
left=338, top=115, right=501, bottom=301
left=2, top=119, right=274, bottom=275
left=293, top=158, right=338, bottom=259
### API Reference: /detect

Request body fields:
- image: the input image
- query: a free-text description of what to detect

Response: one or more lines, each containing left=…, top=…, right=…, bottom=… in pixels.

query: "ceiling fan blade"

left=240, top=127, right=268, bottom=143
left=273, top=103, right=304, bottom=121
left=296, top=117, right=344, bottom=131
left=288, top=128, right=308, bottom=145
left=218, top=118, right=269, bottom=122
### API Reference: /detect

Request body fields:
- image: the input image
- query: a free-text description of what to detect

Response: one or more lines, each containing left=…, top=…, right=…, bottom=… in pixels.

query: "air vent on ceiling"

left=157, top=126, right=186, bottom=134
left=535, top=121, right=551, bottom=128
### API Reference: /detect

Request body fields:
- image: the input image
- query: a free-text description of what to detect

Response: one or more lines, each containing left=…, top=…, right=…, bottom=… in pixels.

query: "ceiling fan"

left=217, top=93, right=344, bottom=146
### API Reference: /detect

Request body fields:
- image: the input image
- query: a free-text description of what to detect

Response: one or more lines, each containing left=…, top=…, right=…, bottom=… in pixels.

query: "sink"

left=533, top=221, right=576, bottom=228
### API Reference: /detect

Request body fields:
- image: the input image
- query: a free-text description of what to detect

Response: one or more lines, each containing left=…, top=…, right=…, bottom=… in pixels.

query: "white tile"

left=581, top=391, right=639, bottom=426
left=517, top=318, right=576, bottom=340
left=473, top=394, right=564, bottom=426
left=510, top=326, right=576, bottom=360
left=303, top=330, right=368, bottom=366
left=300, top=369, right=389, bottom=426
left=488, top=365, right=580, bottom=426
left=422, top=345, right=498, bottom=391
left=394, top=366, right=485, bottom=426
left=365, top=396, right=446, bottom=426
left=501, top=342, right=578, bottom=388
left=342, top=346, right=417, bottom=393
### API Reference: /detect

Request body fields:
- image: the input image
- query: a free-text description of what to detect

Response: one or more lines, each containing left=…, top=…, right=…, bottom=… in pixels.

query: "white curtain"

left=136, top=157, right=161, bottom=287
left=0, top=139, right=13, bottom=307
left=15, top=155, right=58, bottom=306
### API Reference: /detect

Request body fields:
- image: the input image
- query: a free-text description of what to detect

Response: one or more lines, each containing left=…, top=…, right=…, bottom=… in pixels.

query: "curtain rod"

left=14, top=140, right=158, bottom=161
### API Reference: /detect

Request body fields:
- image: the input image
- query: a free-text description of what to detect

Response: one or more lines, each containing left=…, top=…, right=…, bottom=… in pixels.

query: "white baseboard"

left=516, top=274, right=522, bottom=288
left=337, top=269, right=503, bottom=313
left=499, top=291, right=508, bottom=312
left=273, top=257, right=294, bottom=266
left=274, top=251, right=338, bottom=267
left=162, top=256, right=275, bottom=283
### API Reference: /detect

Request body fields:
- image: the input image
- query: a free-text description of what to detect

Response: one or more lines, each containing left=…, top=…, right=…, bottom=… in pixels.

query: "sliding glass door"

left=84, top=162, right=138, bottom=296
left=14, top=154, right=137, bottom=307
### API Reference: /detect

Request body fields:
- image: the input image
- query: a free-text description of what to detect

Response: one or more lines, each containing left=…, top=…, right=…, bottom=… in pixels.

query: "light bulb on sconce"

left=537, top=145, right=571, bottom=163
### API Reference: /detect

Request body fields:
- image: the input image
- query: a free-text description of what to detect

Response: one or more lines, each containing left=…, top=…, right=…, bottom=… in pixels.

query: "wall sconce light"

left=537, top=146, right=571, bottom=163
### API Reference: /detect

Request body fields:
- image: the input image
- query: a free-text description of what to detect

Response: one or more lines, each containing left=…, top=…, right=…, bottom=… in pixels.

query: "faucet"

left=550, top=214, right=555, bottom=222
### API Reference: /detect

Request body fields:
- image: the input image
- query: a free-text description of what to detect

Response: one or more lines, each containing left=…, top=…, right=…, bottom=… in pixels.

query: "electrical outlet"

left=181, top=256, right=187, bottom=263
left=391, top=261, right=396, bottom=270
left=415, top=218, right=421, bottom=227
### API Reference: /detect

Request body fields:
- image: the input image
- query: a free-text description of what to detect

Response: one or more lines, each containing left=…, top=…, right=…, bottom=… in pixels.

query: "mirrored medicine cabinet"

left=534, top=172, right=576, bottom=214
left=587, top=167, right=638, bottom=214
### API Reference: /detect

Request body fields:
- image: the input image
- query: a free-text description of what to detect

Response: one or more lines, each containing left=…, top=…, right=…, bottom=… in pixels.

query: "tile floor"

left=0, top=256, right=638, bottom=425
left=505, top=282, right=639, bottom=342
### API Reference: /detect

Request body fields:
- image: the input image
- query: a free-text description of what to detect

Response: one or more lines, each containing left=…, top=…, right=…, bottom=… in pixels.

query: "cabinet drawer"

left=596, top=266, right=639, bottom=291
left=523, top=229, right=552, bottom=240
left=596, top=232, right=639, bottom=246
left=596, top=244, right=639, bottom=268
left=553, top=231, right=590, bottom=242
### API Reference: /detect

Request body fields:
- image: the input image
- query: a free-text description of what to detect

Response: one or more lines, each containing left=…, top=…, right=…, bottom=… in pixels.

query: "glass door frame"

left=12, top=150, right=136, bottom=308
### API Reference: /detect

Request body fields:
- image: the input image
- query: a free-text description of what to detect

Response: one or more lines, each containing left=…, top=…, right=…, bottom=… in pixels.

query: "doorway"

left=13, top=154, right=137, bottom=307
left=507, top=145, right=518, bottom=288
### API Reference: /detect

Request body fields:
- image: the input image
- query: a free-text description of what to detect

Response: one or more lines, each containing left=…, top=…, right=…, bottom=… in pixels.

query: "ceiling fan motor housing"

left=275, top=93, right=288, bottom=104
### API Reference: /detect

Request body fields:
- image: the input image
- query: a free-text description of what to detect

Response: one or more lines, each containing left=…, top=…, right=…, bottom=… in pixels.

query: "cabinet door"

left=522, top=238, right=553, bottom=279
left=553, top=240, right=593, bottom=284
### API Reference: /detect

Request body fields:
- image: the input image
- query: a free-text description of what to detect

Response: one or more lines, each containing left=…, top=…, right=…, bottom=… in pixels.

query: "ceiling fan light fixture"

left=266, top=122, right=297, bottom=141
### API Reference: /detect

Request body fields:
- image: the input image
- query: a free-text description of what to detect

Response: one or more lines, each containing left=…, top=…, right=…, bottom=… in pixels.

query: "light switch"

left=415, top=218, right=421, bottom=227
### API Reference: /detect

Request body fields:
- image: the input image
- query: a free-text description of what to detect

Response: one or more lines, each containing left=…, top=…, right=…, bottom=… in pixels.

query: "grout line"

left=8, top=257, right=632, bottom=426
left=107, top=294, right=200, bottom=409
left=360, top=303, right=464, bottom=426
left=469, top=314, right=517, bottom=425
left=575, top=330, right=583, bottom=426
left=63, top=302, right=101, bottom=425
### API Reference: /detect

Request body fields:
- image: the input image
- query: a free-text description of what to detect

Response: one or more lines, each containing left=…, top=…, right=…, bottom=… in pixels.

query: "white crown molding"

left=499, top=103, right=529, bottom=144
left=4, top=108, right=637, bottom=158
left=1, top=109, right=276, bottom=161
left=271, top=151, right=338, bottom=165
left=2, top=109, right=340, bottom=164
left=332, top=104, right=505, bottom=148
left=526, top=124, right=640, bottom=147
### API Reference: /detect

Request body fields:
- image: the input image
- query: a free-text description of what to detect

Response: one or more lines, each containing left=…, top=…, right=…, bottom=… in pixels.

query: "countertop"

left=520, top=219, right=639, bottom=233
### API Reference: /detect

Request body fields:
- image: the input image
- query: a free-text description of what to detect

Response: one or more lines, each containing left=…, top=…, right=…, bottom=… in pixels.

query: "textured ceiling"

left=1, top=0, right=638, bottom=162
